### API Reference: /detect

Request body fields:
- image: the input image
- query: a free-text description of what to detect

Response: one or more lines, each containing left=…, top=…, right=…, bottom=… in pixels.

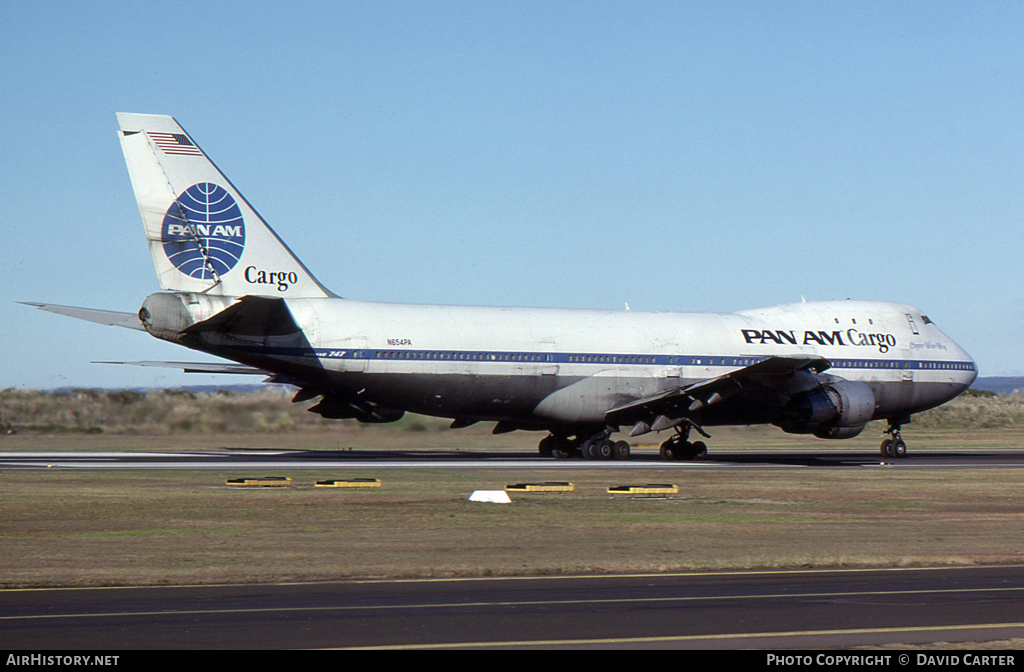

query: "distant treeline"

left=0, top=387, right=1022, bottom=434
left=972, top=377, right=1024, bottom=396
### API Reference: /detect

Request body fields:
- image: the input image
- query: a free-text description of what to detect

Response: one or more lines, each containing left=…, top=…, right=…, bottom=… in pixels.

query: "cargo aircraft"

left=26, top=113, right=978, bottom=460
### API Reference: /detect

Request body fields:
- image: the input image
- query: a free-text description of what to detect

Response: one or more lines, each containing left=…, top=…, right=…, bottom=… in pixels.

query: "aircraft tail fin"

left=116, top=113, right=334, bottom=298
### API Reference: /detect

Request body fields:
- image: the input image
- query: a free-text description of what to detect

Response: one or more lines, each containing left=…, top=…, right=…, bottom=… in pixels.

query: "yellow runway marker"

left=505, top=482, right=574, bottom=492
left=226, top=476, right=291, bottom=487
left=607, top=484, right=678, bottom=495
left=315, top=479, right=381, bottom=488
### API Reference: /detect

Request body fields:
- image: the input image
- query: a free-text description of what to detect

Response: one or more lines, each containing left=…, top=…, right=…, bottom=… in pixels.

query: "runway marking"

left=5, top=585, right=1024, bottom=622
left=0, top=461, right=792, bottom=470
left=341, top=621, right=1024, bottom=650
left=3, top=563, right=1021, bottom=593
left=339, top=563, right=1024, bottom=585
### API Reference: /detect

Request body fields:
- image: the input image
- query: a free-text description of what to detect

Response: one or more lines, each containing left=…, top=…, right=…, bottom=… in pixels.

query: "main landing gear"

left=539, top=421, right=711, bottom=461
left=539, top=432, right=631, bottom=460
left=659, top=424, right=709, bottom=461
left=880, top=419, right=907, bottom=458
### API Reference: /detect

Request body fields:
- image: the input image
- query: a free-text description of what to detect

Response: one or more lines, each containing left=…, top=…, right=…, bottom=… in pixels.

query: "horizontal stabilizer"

left=21, top=302, right=145, bottom=331
left=94, top=360, right=269, bottom=375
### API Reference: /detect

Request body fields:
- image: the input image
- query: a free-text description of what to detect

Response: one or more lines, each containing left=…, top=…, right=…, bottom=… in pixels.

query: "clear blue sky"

left=2, top=1, right=1022, bottom=389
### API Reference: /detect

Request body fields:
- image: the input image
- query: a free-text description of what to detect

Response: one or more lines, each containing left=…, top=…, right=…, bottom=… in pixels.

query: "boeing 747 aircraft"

left=26, top=114, right=977, bottom=460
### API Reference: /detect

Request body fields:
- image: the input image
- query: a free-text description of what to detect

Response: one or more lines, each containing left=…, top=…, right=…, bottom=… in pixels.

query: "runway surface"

left=7, top=448, right=1024, bottom=651
left=4, top=447, right=1024, bottom=471
left=4, top=565, right=1024, bottom=649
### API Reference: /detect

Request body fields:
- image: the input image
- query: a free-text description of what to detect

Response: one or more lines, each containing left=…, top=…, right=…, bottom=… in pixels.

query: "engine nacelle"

left=813, top=424, right=866, bottom=440
left=778, top=380, right=876, bottom=436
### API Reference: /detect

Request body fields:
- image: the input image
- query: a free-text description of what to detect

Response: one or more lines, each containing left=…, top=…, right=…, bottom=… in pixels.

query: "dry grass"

left=4, top=465, right=1024, bottom=588
left=912, top=389, right=1024, bottom=428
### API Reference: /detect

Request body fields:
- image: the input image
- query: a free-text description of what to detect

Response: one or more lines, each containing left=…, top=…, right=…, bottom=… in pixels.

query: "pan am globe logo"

left=161, top=182, right=245, bottom=279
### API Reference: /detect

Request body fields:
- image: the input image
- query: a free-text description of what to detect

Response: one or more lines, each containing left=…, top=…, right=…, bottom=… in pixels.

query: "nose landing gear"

left=880, top=420, right=907, bottom=458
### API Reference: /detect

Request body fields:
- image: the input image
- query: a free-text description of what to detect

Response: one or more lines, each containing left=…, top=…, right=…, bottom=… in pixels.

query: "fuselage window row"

left=364, top=351, right=974, bottom=372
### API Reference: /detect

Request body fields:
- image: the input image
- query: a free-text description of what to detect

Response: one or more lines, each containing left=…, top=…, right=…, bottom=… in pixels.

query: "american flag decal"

left=148, top=132, right=204, bottom=156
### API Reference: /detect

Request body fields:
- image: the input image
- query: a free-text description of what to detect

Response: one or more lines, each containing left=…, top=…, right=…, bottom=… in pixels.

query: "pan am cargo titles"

left=741, top=328, right=897, bottom=353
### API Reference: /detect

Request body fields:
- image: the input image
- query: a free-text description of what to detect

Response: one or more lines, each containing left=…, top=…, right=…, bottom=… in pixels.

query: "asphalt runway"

left=7, top=447, right=1024, bottom=651
left=4, top=447, right=1024, bottom=471
left=4, top=566, right=1024, bottom=649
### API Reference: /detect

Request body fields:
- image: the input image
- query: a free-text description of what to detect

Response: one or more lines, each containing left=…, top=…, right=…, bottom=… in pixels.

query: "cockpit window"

left=922, top=315, right=933, bottom=325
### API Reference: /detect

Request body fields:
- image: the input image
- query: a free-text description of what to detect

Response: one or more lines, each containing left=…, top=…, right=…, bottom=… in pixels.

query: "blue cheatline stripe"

left=223, top=345, right=976, bottom=373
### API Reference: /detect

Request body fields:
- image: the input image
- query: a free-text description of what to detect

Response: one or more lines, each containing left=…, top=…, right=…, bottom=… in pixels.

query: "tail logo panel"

left=161, top=183, right=246, bottom=280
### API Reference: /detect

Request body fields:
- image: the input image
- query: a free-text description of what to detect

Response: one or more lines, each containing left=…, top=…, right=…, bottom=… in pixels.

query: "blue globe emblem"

left=161, top=183, right=245, bottom=279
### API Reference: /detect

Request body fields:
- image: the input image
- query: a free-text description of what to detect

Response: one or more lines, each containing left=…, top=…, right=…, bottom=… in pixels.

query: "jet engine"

left=776, top=380, right=876, bottom=439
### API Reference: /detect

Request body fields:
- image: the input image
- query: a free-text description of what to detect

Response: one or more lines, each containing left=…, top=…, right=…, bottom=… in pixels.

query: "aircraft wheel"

left=891, top=438, right=907, bottom=458
left=581, top=439, right=599, bottom=460
left=596, top=439, right=615, bottom=460
left=668, top=440, right=699, bottom=460
left=545, top=435, right=574, bottom=460
left=613, top=440, right=631, bottom=460
left=691, top=440, right=707, bottom=459
left=660, top=443, right=676, bottom=461
left=552, top=446, right=573, bottom=460
left=880, top=439, right=893, bottom=457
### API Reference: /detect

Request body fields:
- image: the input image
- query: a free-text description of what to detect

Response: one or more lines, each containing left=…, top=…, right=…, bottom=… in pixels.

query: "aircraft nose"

left=958, top=346, right=979, bottom=390
left=967, top=354, right=979, bottom=387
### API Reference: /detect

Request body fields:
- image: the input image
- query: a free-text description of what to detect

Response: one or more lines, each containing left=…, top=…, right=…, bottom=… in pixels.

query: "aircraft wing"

left=606, top=355, right=832, bottom=436
left=21, top=302, right=145, bottom=331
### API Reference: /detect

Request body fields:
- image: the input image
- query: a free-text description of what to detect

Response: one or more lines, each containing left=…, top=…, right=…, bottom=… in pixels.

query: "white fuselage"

left=189, top=297, right=976, bottom=430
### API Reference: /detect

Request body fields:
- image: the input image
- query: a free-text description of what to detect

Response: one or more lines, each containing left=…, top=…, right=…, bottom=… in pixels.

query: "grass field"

left=3, top=425, right=1024, bottom=589
left=3, top=389, right=1024, bottom=589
